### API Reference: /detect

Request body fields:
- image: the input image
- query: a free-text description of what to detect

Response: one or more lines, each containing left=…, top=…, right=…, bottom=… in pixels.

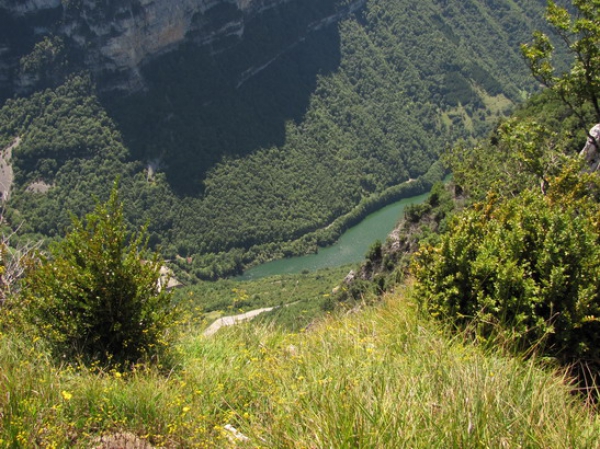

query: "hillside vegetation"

left=338, top=0, right=600, bottom=392
left=4, top=1, right=600, bottom=445
left=2, top=290, right=599, bottom=447
left=0, top=0, right=548, bottom=279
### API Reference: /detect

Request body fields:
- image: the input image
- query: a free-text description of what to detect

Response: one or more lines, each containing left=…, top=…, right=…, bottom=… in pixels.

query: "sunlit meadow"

left=2, top=287, right=599, bottom=447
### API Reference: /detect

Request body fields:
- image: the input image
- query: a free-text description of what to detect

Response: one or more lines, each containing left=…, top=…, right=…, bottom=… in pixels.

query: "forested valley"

left=4, top=0, right=600, bottom=445
left=0, top=0, right=549, bottom=280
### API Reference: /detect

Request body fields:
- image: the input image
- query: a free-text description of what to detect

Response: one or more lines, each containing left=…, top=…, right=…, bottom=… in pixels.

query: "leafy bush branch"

left=22, top=186, right=177, bottom=369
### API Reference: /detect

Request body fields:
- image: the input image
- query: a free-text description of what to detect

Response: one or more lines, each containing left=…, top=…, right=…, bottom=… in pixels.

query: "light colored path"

left=203, top=307, right=277, bottom=337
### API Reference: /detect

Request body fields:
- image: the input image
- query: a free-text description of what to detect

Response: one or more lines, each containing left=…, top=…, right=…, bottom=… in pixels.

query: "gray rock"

left=0, top=0, right=366, bottom=94
left=580, top=123, right=600, bottom=171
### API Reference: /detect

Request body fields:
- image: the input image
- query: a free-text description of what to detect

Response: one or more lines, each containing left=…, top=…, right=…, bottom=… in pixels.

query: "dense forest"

left=0, top=0, right=549, bottom=279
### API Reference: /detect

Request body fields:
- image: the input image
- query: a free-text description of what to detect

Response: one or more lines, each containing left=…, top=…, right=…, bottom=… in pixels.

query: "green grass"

left=1, top=287, right=599, bottom=447
left=174, top=265, right=352, bottom=332
left=477, top=89, right=514, bottom=117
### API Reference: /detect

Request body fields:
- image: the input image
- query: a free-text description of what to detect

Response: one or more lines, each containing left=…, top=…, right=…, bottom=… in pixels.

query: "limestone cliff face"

left=0, top=0, right=351, bottom=93
left=0, top=0, right=61, bottom=15
left=64, top=0, right=295, bottom=90
left=580, top=124, right=600, bottom=171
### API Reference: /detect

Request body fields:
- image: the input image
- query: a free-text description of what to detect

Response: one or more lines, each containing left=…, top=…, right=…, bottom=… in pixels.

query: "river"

left=237, top=191, right=430, bottom=280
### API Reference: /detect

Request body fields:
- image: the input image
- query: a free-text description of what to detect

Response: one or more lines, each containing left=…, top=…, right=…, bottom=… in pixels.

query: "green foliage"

left=182, top=172, right=440, bottom=280
left=413, top=187, right=600, bottom=374
left=334, top=277, right=382, bottom=304
left=2, top=292, right=599, bottom=446
left=19, top=35, right=68, bottom=88
left=366, top=240, right=383, bottom=263
left=109, top=0, right=545, bottom=274
left=522, top=0, right=600, bottom=122
left=4, top=75, right=127, bottom=182
left=404, top=203, right=432, bottom=223
left=445, top=111, right=577, bottom=200
left=442, top=71, right=478, bottom=107
left=339, top=180, right=455, bottom=302
left=175, top=265, right=349, bottom=332
left=0, top=0, right=549, bottom=279
left=22, top=186, right=176, bottom=368
left=0, top=75, right=179, bottom=248
left=411, top=1, right=600, bottom=389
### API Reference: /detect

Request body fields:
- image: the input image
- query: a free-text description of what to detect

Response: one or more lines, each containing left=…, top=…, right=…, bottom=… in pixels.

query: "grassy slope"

left=2, top=288, right=599, bottom=447
left=175, top=265, right=353, bottom=333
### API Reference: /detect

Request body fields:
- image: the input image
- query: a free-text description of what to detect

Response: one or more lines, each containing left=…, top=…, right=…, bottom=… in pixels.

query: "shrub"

left=413, top=189, right=600, bottom=378
left=22, top=186, right=177, bottom=368
left=404, top=203, right=431, bottom=223
left=0, top=216, right=40, bottom=333
left=365, top=240, right=383, bottom=263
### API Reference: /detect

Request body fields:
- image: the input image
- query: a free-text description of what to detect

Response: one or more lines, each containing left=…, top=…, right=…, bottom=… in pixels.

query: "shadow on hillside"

left=103, top=15, right=342, bottom=196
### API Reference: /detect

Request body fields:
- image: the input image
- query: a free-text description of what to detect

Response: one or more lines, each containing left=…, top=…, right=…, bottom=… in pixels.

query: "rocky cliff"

left=0, top=0, right=358, bottom=94
left=581, top=123, right=600, bottom=171
left=0, top=0, right=61, bottom=15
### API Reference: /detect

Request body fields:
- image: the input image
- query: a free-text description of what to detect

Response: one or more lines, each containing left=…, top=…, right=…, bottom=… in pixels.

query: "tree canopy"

left=522, top=0, right=600, bottom=123
left=0, top=0, right=550, bottom=279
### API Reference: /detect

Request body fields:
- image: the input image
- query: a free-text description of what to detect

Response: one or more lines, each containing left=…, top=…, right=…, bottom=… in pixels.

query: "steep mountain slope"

left=0, top=0, right=549, bottom=279
left=0, top=0, right=348, bottom=94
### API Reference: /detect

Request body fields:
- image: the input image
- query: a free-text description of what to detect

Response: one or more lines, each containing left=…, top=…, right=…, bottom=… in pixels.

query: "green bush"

left=22, top=186, right=177, bottom=368
left=365, top=240, right=383, bottom=263
left=413, top=189, right=600, bottom=375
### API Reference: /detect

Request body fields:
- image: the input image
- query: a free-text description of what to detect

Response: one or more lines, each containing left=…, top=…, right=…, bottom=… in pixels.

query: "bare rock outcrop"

left=0, top=0, right=365, bottom=94
left=580, top=123, right=600, bottom=171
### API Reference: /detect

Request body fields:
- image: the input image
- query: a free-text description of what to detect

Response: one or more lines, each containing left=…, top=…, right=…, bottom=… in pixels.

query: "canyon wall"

left=0, top=0, right=350, bottom=93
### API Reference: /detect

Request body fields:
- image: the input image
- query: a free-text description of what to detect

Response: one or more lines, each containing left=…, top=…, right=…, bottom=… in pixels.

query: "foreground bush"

left=22, top=187, right=177, bottom=368
left=413, top=188, right=600, bottom=381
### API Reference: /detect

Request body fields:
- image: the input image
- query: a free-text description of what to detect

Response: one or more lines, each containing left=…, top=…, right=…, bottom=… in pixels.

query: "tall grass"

left=1, top=289, right=599, bottom=447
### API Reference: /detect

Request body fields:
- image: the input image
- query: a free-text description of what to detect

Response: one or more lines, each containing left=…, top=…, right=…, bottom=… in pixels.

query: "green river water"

left=238, top=191, right=430, bottom=280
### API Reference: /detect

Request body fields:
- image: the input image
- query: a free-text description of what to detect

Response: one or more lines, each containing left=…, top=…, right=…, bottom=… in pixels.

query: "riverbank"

left=236, top=163, right=447, bottom=279
left=237, top=190, right=430, bottom=280
left=178, top=162, right=445, bottom=281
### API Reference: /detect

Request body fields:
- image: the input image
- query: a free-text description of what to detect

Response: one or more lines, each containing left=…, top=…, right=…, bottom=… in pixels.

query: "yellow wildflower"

left=61, top=390, right=72, bottom=401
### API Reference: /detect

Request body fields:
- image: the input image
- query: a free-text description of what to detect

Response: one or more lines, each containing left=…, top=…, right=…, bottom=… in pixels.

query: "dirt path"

left=203, top=307, right=277, bottom=337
